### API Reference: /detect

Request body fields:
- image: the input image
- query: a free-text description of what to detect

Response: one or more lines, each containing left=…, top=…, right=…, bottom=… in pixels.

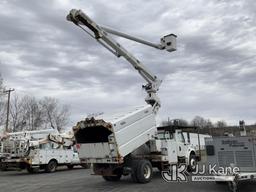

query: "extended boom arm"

left=66, top=9, right=177, bottom=113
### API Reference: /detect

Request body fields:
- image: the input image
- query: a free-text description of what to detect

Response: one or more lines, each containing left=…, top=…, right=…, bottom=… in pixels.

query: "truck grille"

left=235, top=151, right=253, bottom=167
left=218, top=151, right=234, bottom=167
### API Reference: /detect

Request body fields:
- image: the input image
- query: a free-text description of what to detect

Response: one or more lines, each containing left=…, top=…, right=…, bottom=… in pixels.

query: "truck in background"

left=205, top=135, right=256, bottom=192
left=0, top=129, right=89, bottom=173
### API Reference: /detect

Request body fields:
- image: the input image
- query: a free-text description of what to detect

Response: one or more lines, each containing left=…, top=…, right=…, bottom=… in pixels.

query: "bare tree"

left=191, top=116, right=209, bottom=129
left=9, top=95, right=70, bottom=132
left=162, top=118, right=189, bottom=127
left=10, top=94, right=40, bottom=131
left=205, top=119, right=214, bottom=129
left=215, top=120, right=227, bottom=128
left=0, top=104, right=5, bottom=128
left=40, top=97, right=70, bottom=132
left=0, top=74, right=6, bottom=128
left=21, top=96, right=43, bottom=131
left=1, top=73, right=70, bottom=132
left=10, top=94, right=22, bottom=132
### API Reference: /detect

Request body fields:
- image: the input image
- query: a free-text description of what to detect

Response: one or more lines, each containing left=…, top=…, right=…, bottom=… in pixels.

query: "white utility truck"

left=67, top=9, right=197, bottom=183
left=0, top=129, right=88, bottom=173
left=206, top=136, right=256, bottom=192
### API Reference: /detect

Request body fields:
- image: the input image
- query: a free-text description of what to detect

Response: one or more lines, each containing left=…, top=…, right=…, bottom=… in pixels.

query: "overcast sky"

left=0, top=0, right=255, bottom=127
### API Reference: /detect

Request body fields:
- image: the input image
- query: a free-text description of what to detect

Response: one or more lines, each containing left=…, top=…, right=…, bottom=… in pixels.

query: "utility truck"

left=0, top=129, right=88, bottom=173
left=206, top=135, right=256, bottom=192
left=67, top=9, right=198, bottom=183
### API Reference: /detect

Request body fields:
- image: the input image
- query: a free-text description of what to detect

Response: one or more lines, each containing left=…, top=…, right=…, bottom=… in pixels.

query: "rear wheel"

left=132, top=160, right=153, bottom=183
left=131, top=160, right=139, bottom=182
left=45, top=160, right=58, bottom=173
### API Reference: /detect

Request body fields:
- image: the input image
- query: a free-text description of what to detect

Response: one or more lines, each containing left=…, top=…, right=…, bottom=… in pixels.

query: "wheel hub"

left=143, top=165, right=151, bottom=179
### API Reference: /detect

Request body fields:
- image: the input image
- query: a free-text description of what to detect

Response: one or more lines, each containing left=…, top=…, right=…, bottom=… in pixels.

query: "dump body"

left=73, top=107, right=199, bottom=181
left=74, top=105, right=157, bottom=164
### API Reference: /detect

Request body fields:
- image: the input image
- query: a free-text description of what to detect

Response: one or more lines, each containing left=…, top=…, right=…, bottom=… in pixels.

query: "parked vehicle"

left=66, top=9, right=198, bottom=183
left=0, top=129, right=89, bottom=173
left=206, top=136, right=256, bottom=192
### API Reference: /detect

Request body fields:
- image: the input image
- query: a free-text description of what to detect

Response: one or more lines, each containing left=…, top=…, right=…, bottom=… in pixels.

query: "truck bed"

left=73, top=105, right=157, bottom=164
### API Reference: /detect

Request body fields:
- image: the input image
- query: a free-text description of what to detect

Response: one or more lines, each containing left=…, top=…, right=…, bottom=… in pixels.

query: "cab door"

left=64, top=146, right=73, bottom=164
left=39, top=143, right=50, bottom=164
left=175, top=130, right=187, bottom=157
left=54, top=144, right=65, bottom=164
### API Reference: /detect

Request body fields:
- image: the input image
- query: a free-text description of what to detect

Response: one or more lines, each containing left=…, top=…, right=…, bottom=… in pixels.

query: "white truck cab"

left=156, top=126, right=198, bottom=171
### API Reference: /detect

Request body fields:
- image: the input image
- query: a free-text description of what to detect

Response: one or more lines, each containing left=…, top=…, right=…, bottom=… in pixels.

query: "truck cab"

left=156, top=126, right=198, bottom=170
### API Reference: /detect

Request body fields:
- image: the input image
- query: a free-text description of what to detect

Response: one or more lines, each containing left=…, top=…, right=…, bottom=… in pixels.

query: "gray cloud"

left=0, top=0, right=255, bottom=127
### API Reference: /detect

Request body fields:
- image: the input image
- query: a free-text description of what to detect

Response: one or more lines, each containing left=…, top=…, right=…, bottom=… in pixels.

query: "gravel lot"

left=0, top=167, right=255, bottom=192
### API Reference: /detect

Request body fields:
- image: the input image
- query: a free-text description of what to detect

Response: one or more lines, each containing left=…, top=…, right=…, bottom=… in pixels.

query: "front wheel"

left=45, top=160, right=58, bottom=173
left=187, top=155, right=197, bottom=172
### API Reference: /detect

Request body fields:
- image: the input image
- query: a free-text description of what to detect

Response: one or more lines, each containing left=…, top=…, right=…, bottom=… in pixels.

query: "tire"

left=133, top=160, right=153, bottom=183
left=131, top=160, right=139, bottom=182
left=67, top=164, right=74, bottom=169
left=102, top=174, right=122, bottom=182
left=45, top=160, right=58, bottom=173
left=187, top=154, right=197, bottom=172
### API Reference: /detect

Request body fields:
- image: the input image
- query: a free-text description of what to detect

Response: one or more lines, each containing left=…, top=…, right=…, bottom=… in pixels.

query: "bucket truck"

left=0, top=129, right=89, bottom=173
left=66, top=9, right=197, bottom=183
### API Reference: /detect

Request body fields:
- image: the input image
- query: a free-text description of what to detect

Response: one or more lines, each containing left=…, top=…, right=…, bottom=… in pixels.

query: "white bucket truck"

left=66, top=9, right=198, bottom=183
left=0, top=129, right=88, bottom=173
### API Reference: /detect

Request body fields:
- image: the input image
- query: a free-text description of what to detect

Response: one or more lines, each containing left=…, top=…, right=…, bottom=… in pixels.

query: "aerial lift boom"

left=66, top=9, right=177, bottom=113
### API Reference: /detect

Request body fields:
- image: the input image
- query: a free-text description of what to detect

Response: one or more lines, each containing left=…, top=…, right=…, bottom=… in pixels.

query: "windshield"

left=157, top=131, right=173, bottom=140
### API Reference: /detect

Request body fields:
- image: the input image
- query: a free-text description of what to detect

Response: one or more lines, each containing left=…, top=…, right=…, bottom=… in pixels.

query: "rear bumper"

left=1, top=158, right=31, bottom=169
left=1, top=161, right=28, bottom=169
left=93, top=163, right=123, bottom=176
